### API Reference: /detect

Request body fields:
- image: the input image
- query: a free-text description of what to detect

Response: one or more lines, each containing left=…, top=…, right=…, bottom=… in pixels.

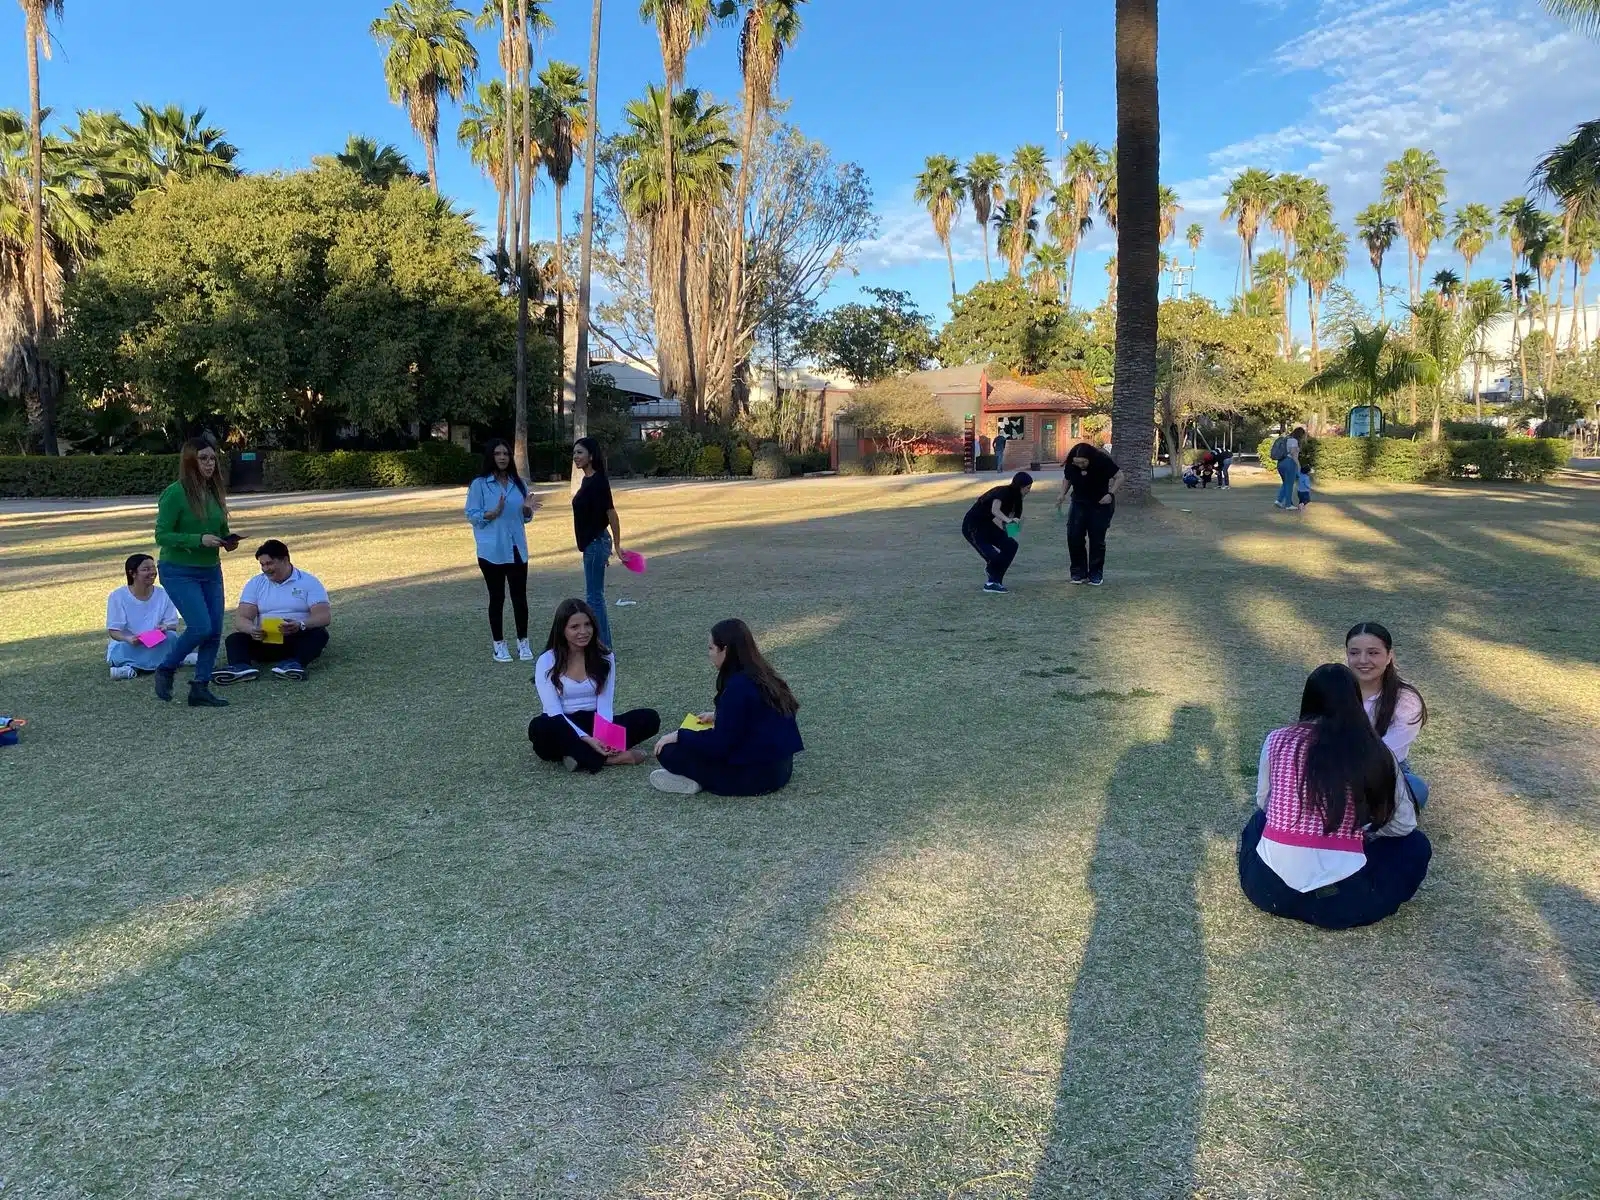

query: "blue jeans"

left=1400, top=761, right=1430, bottom=809
left=158, top=562, right=225, bottom=682
left=108, top=633, right=178, bottom=671
left=1276, top=457, right=1298, bottom=507
left=582, top=533, right=613, bottom=648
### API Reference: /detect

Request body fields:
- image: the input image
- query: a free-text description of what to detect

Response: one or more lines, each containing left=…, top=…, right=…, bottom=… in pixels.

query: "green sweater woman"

left=153, top=439, right=241, bottom=706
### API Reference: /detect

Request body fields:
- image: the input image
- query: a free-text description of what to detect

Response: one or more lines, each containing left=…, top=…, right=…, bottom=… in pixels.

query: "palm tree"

left=1104, top=253, right=1118, bottom=308
left=19, top=0, right=63, bottom=453
left=1185, top=221, right=1203, bottom=273
left=1098, top=146, right=1118, bottom=232
left=1157, top=184, right=1181, bottom=248
left=1569, top=215, right=1597, bottom=351
left=1543, top=1, right=1600, bottom=33
left=966, top=153, right=1004, bottom=283
left=640, top=0, right=731, bottom=410
left=1111, top=0, right=1159, bottom=501
left=1061, top=141, right=1101, bottom=308
left=1297, top=219, right=1347, bottom=372
left=459, top=81, right=515, bottom=258
left=1, top=108, right=95, bottom=443
left=1254, top=249, right=1294, bottom=359
left=1499, top=196, right=1540, bottom=396
left=1382, top=147, right=1448, bottom=305
left=332, top=133, right=416, bottom=186
left=1528, top=217, right=1563, bottom=384
left=1303, top=323, right=1439, bottom=434
left=915, top=154, right=965, bottom=302
left=371, top=0, right=479, bottom=194
left=1535, top=120, right=1600, bottom=372
left=1431, top=268, right=1462, bottom=304
left=715, top=0, right=803, bottom=412
left=1354, top=205, right=1399, bottom=321
left=1046, top=180, right=1090, bottom=297
left=536, top=60, right=588, bottom=424
left=1462, top=279, right=1510, bottom=421
left=1451, top=202, right=1495, bottom=287
left=1005, top=144, right=1051, bottom=277
left=129, top=103, right=240, bottom=185
left=572, top=0, right=603, bottom=438
left=993, top=198, right=1038, bottom=273
left=1220, top=167, right=1275, bottom=299
left=1028, top=242, right=1068, bottom=299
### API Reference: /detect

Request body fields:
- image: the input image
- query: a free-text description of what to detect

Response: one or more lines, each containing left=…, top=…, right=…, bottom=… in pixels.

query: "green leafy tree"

left=798, top=286, right=934, bottom=385
left=1302, top=322, right=1438, bottom=433
left=371, top=0, right=480, bottom=194
left=837, top=377, right=953, bottom=472
left=58, top=171, right=527, bottom=444
left=938, top=277, right=1110, bottom=379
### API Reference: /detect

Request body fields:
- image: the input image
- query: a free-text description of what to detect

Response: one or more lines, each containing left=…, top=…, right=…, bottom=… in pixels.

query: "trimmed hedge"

left=0, top=453, right=196, bottom=498
left=753, top=445, right=789, bottom=479
left=730, top=445, right=754, bottom=477
left=693, top=445, right=727, bottom=476
left=263, top=443, right=478, bottom=490
left=912, top=452, right=964, bottom=474
left=786, top=450, right=831, bottom=476
left=1255, top=436, right=1571, bottom=483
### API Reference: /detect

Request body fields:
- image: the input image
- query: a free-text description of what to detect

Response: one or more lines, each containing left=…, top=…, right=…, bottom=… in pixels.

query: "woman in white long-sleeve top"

left=527, top=599, right=660, bottom=773
left=1345, top=621, right=1431, bottom=808
left=465, top=439, right=538, bottom=662
left=1238, top=663, right=1431, bottom=930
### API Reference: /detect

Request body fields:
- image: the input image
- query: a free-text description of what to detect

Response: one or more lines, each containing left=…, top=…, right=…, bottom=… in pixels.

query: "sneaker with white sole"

left=982, top=581, right=1008, bottom=594
left=271, top=661, right=306, bottom=681
left=650, top=768, right=702, bottom=795
left=212, top=665, right=258, bottom=685
left=517, top=638, right=534, bottom=661
left=563, top=756, right=581, bottom=772
left=110, top=664, right=137, bottom=681
left=492, top=641, right=513, bottom=663
left=182, top=650, right=199, bottom=667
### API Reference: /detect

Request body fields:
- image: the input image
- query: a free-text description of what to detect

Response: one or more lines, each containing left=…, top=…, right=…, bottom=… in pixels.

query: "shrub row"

left=1254, top=436, right=1572, bottom=483
left=838, top=451, right=965, bottom=477
left=262, top=442, right=478, bottom=490
left=0, top=453, right=197, bottom=498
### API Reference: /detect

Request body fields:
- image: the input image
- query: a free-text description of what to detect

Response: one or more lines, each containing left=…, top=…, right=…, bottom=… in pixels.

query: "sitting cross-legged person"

left=213, top=540, right=332, bottom=684
left=528, top=599, right=661, bottom=773
left=106, top=553, right=195, bottom=679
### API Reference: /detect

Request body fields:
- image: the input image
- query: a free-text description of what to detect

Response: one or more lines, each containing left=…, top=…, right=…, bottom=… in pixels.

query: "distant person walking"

left=992, top=431, right=1009, bottom=472
left=1270, top=427, right=1305, bottom=510
left=152, top=438, right=241, bottom=707
left=466, top=439, right=537, bottom=663
left=572, top=437, right=626, bottom=648
left=962, top=471, right=1032, bottom=594
left=1215, top=446, right=1233, bottom=489
left=1057, top=442, right=1124, bottom=586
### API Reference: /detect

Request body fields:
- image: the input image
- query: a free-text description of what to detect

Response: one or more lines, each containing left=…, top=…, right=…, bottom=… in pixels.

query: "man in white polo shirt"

left=214, top=540, right=332, bottom=684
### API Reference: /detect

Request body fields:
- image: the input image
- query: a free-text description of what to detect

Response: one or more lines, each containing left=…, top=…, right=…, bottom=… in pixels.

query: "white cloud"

left=856, top=189, right=994, bottom=272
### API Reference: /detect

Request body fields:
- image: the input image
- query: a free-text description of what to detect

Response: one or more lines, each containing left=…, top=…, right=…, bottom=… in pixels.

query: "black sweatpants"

left=962, top=516, right=1018, bottom=584
left=224, top=627, right=329, bottom=666
left=529, top=708, right=662, bottom=774
left=1237, top=810, right=1432, bottom=930
left=478, top=553, right=529, bottom=641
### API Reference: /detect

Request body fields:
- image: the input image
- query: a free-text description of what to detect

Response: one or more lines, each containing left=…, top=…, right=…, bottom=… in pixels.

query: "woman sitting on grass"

left=650, top=619, right=803, bottom=797
left=106, top=554, right=192, bottom=679
left=1345, top=621, right=1430, bottom=808
left=1238, top=663, right=1431, bottom=930
left=528, top=599, right=660, bottom=774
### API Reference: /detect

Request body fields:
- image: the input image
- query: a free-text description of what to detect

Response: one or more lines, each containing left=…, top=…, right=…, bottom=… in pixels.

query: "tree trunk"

left=1065, top=238, right=1078, bottom=309
left=514, top=0, right=535, bottom=480
left=1376, top=260, right=1385, bottom=321
left=556, top=180, right=570, bottom=438
left=1472, top=351, right=1483, bottom=422
left=983, top=222, right=993, bottom=283
left=1308, top=285, right=1320, bottom=372
left=717, top=92, right=762, bottom=424
left=26, top=27, right=56, bottom=454
left=500, top=0, right=516, bottom=284
left=945, top=236, right=957, bottom=301
left=1110, top=0, right=1158, bottom=502
left=572, top=0, right=603, bottom=440
left=426, top=134, right=440, bottom=194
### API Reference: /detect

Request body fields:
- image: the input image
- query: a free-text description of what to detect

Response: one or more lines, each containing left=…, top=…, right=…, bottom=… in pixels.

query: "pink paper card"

left=135, top=629, right=167, bottom=648
left=619, top=550, right=647, bottom=574
left=593, top=715, right=627, bottom=752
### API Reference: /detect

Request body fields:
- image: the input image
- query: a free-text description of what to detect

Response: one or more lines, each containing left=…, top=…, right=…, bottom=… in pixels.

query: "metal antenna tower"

left=1056, top=33, right=1066, bottom=182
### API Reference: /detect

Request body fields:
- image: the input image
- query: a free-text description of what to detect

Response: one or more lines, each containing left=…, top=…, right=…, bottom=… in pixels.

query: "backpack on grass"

left=1269, top=435, right=1290, bottom=461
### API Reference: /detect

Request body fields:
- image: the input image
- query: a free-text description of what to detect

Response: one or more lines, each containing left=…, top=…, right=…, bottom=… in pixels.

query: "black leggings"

left=477, top=554, right=529, bottom=641
left=529, top=709, right=662, bottom=774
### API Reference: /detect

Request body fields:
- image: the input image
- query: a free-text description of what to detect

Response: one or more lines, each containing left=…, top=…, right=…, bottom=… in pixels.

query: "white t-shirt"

left=239, top=568, right=330, bottom=620
left=106, top=585, right=180, bottom=657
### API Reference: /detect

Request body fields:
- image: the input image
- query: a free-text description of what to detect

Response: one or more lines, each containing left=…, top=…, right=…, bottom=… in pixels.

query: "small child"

left=1182, top=465, right=1201, bottom=488
left=1297, top=467, right=1312, bottom=510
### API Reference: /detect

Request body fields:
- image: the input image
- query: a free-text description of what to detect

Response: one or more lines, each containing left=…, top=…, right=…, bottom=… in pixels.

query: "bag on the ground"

left=1269, top=435, right=1289, bottom=461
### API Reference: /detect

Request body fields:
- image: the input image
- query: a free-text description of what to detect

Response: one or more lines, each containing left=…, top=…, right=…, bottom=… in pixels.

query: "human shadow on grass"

left=1030, top=705, right=1229, bottom=1199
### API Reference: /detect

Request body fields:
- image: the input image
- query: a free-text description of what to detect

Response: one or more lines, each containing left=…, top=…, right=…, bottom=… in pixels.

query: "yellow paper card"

left=260, top=617, right=286, bottom=645
left=680, top=713, right=713, bottom=732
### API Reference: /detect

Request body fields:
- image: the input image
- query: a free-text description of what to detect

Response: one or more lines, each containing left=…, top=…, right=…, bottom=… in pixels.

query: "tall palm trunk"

left=1375, top=259, right=1385, bottom=320
left=572, top=0, right=603, bottom=439
left=1472, top=351, right=1483, bottom=422
left=656, top=39, right=696, bottom=419
left=1065, top=239, right=1079, bottom=310
left=717, top=88, right=764, bottom=423
left=944, top=237, right=957, bottom=301
left=513, top=0, right=535, bottom=478
left=982, top=225, right=992, bottom=282
left=25, top=19, right=56, bottom=454
left=1308, top=285, right=1321, bottom=372
left=554, top=178, right=568, bottom=435
left=499, top=0, right=516, bottom=283
left=1111, top=0, right=1157, bottom=502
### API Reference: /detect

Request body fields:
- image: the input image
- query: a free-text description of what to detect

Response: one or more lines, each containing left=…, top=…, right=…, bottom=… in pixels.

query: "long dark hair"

left=1345, top=621, right=1428, bottom=735
left=1296, top=663, right=1397, bottom=833
left=999, top=471, right=1033, bottom=517
left=480, top=438, right=527, bottom=497
left=574, top=436, right=606, bottom=476
left=712, top=618, right=799, bottom=717
left=544, top=599, right=611, bottom=695
left=178, top=437, right=227, bottom=518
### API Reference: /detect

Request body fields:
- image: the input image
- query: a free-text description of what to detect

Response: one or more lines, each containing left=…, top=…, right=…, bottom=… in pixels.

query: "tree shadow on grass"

left=1526, top=877, right=1600, bottom=1011
left=1030, top=705, right=1229, bottom=1199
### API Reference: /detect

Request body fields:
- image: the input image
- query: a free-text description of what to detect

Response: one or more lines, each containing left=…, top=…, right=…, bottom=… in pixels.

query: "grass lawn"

left=3, top=469, right=1598, bottom=1199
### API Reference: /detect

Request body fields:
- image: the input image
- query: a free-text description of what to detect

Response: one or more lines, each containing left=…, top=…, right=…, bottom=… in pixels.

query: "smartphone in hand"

left=220, top=533, right=242, bottom=551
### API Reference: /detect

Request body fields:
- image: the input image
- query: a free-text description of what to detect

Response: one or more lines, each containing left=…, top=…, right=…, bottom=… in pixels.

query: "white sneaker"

left=492, top=641, right=513, bottom=663
left=182, top=650, right=199, bottom=667
left=516, top=638, right=534, bottom=661
left=110, top=664, right=137, bottom=681
left=649, top=769, right=702, bottom=795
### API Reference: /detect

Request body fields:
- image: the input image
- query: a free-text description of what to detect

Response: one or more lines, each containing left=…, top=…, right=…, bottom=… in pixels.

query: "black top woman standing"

left=572, top=437, right=626, bottom=647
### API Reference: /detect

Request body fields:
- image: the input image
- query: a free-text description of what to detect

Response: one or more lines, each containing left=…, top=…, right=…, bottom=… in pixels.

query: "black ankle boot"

left=187, top=681, right=229, bottom=708
left=154, top=667, right=175, bottom=702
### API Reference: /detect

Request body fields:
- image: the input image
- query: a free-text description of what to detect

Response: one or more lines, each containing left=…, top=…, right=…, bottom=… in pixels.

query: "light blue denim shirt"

left=465, top=475, right=532, bottom=564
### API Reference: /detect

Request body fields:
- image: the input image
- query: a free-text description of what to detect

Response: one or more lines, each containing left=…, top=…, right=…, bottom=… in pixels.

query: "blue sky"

left=5, top=0, right=1599, bottom=339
